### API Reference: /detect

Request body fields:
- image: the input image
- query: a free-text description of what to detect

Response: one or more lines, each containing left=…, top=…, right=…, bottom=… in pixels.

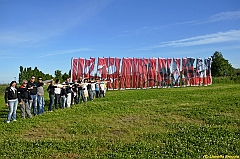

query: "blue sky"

left=0, top=0, right=240, bottom=83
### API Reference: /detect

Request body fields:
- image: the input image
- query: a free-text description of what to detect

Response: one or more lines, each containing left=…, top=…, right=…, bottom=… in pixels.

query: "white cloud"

left=138, top=30, right=240, bottom=50
left=36, top=48, right=93, bottom=58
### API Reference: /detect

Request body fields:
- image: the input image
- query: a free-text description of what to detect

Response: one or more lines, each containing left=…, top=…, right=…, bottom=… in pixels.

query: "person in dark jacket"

left=27, top=76, right=38, bottom=116
left=18, top=80, right=32, bottom=118
left=5, top=81, right=20, bottom=123
left=47, top=80, right=57, bottom=111
left=60, top=86, right=68, bottom=109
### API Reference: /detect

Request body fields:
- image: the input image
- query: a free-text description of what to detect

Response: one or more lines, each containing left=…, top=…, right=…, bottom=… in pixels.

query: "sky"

left=0, top=0, right=240, bottom=83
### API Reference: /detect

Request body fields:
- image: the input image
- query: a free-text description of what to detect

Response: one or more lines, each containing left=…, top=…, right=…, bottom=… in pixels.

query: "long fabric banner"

left=77, top=58, right=85, bottom=79
left=71, top=56, right=212, bottom=89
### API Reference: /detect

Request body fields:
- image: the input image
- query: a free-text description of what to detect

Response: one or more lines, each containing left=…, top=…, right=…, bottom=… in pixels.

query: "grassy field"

left=0, top=84, right=239, bottom=158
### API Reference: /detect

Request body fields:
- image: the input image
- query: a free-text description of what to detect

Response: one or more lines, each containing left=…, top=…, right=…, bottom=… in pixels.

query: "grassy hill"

left=0, top=84, right=239, bottom=158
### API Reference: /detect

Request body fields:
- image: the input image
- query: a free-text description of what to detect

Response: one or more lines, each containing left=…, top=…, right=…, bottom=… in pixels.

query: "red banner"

left=125, top=58, right=132, bottom=89
left=132, top=58, right=138, bottom=89
left=108, top=57, right=115, bottom=89
left=84, top=59, right=90, bottom=78
left=186, top=57, right=195, bottom=86
left=97, top=57, right=108, bottom=79
left=77, top=58, right=85, bottom=79
left=157, top=58, right=166, bottom=87
left=142, top=58, right=148, bottom=88
left=148, top=58, right=156, bottom=88
left=71, top=58, right=78, bottom=81
left=120, top=58, right=127, bottom=89
left=182, top=58, right=187, bottom=87
left=167, top=58, right=172, bottom=86
left=137, top=58, right=143, bottom=88
left=89, top=57, right=95, bottom=78
left=114, top=58, right=121, bottom=90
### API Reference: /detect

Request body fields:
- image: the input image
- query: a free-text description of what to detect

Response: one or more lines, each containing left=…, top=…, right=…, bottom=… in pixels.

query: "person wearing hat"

left=37, top=77, right=44, bottom=114
left=5, top=81, right=20, bottom=123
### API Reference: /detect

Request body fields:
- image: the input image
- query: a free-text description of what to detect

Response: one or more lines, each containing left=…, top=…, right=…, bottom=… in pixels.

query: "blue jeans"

left=7, top=99, right=18, bottom=122
left=29, top=94, right=37, bottom=116
left=55, top=94, right=61, bottom=109
left=37, top=95, right=45, bottom=114
left=48, top=94, right=54, bottom=111
left=61, top=96, right=66, bottom=109
left=88, top=89, right=93, bottom=101
left=78, top=90, right=86, bottom=103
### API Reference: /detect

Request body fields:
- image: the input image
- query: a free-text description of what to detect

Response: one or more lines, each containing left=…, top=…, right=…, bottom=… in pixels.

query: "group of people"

left=4, top=75, right=108, bottom=123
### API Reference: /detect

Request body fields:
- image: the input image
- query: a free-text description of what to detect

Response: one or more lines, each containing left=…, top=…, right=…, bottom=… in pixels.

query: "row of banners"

left=71, top=57, right=212, bottom=90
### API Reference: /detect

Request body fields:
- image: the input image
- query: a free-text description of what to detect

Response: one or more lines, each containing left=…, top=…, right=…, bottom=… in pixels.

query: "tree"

left=54, top=70, right=63, bottom=82
left=62, top=72, right=69, bottom=81
left=211, top=51, right=235, bottom=77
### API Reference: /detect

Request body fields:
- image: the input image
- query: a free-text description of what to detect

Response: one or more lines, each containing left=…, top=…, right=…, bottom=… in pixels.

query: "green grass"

left=0, top=84, right=239, bottom=158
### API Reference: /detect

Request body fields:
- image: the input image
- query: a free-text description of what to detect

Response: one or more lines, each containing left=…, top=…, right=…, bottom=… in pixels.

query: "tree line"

left=18, top=66, right=70, bottom=83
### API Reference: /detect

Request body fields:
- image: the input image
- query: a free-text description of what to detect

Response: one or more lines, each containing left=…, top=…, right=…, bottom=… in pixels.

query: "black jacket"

left=27, top=82, right=43, bottom=95
left=18, top=87, right=32, bottom=101
left=4, top=87, right=20, bottom=103
left=47, top=85, right=57, bottom=95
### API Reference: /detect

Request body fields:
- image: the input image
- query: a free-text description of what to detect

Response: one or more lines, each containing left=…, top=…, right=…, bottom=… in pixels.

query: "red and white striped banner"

left=182, top=58, right=187, bottom=87
left=132, top=58, right=138, bottom=89
left=142, top=58, right=148, bottom=88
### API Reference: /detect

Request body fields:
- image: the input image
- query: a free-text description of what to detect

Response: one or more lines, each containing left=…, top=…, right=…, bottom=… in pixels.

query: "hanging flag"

left=147, top=58, right=157, bottom=88
left=167, top=58, right=172, bottom=87
left=97, top=57, right=107, bottom=79
left=172, top=58, right=180, bottom=87
left=132, top=58, right=138, bottom=89
left=102, top=57, right=109, bottom=79
left=157, top=58, right=167, bottom=88
left=181, top=58, right=187, bottom=87
left=89, top=57, right=95, bottom=78
left=203, top=58, right=208, bottom=86
left=142, top=58, right=148, bottom=89
left=125, top=58, right=132, bottom=89
left=186, top=57, right=195, bottom=86
left=71, top=58, right=78, bottom=81
left=137, top=58, right=143, bottom=89
left=77, top=58, right=85, bottom=79
left=114, top=58, right=121, bottom=90
left=207, top=57, right=213, bottom=85
left=84, top=58, right=91, bottom=78
left=108, top=57, right=115, bottom=90
left=120, top=58, right=127, bottom=90
left=196, top=58, right=204, bottom=86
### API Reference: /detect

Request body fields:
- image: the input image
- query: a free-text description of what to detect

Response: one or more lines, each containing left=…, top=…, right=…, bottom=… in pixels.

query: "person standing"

left=87, top=81, right=93, bottom=101
left=37, top=77, right=44, bottom=115
left=27, top=76, right=38, bottom=116
left=60, top=86, right=67, bottom=108
left=65, top=78, right=72, bottom=108
left=5, top=81, right=20, bottom=123
left=91, top=80, right=96, bottom=100
left=77, top=78, right=86, bottom=103
left=95, top=81, right=100, bottom=98
left=47, top=80, right=56, bottom=112
left=71, top=80, right=78, bottom=105
left=18, top=80, right=32, bottom=118
left=54, top=79, right=61, bottom=109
